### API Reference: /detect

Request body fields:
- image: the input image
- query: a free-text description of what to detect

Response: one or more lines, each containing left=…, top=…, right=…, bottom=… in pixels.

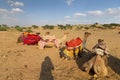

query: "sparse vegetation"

left=15, top=25, right=23, bottom=32
left=90, top=24, right=97, bottom=28
left=75, top=26, right=83, bottom=30
left=42, top=25, right=55, bottom=30
left=25, top=29, right=33, bottom=33
left=0, top=24, right=9, bottom=31
left=32, top=25, right=39, bottom=29
left=84, top=27, right=90, bottom=30
left=57, top=24, right=73, bottom=30
left=57, top=24, right=66, bottom=30
left=0, top=26, right=7, bottom=31
left=0, top=23, right=120, bottom=32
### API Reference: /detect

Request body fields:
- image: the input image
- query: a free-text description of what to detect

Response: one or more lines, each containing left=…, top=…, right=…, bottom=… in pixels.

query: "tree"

left=32, top=25, right=39, bottom=29
left=42, top=25, right=55, bottom=30
left=15, top=25, right=23, bottom=32
left=0, top=24, right=8, bottom=31
left=57, top=24, right=66, bottom=30
left=102, top=24, right=112, bottom=29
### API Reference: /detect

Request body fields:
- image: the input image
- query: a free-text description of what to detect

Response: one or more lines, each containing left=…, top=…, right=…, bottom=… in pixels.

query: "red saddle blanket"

left=65, top=37, right=82, bottom=48
left=24, top=34, right=41, bottom=45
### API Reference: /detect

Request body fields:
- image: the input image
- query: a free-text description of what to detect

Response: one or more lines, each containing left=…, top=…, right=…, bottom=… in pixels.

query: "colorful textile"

left=63, top=45, right=82, bottom=58
left=65, top=37, right=82, bottom=49
left=23, top=34, right=41, bottom=45
left=38, top=39, right=59, bottom=49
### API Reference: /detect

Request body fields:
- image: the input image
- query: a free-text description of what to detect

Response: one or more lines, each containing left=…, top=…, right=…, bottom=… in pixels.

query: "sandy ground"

left=0, top=28, right=120, bottom=80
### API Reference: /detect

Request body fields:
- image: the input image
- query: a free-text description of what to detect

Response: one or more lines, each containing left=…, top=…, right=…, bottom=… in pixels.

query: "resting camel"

left=60, top=32, right=91, bottom=60
left=60, top=32, right=109, bottom=77
left=55, top=32, right=69, bottom=48
left=83, top=39, right=109, bottom=77
left=17, top=32, right=29, bottom=43
left=38, top=32, right=69, bottom=49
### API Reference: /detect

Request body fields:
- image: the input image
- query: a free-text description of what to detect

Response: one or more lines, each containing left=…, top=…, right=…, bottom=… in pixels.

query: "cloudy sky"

left=0, top=0, right=120, bottom=26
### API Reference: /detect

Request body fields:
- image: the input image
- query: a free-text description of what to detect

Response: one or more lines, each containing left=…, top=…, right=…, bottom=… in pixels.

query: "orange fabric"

left=66, top=37, right=82, bottom=48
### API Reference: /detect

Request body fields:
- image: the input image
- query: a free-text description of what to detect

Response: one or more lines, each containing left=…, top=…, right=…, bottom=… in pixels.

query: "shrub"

left=32, top=25, right=39, bottom=29
left=0, top=26, right=7, bottom=31
left=15, top=25, right=23, bottom=32
left=90, top=24, right=96, bottom=28
left=75, top=26, right=83, bottom=30
left=0, top=24, right=10, bottom=31
left=58, top=24, right=66, bottom=30
left=110, top=23, right=120, bottom=26
left=84, top=27, right=90, bottom=30
left=42, top=25, right=54, bottom=30
left=28, top=27, right=32, bottom=29
left=102, top=24, right=112, bottom=29
left=25, top=29, right=33, bottom=33
left=65, top=24, right=73, bottom=30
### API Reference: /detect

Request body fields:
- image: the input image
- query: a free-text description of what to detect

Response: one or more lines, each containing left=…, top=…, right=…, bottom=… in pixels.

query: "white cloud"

left=11, top=8, right=23, bottom=13
left=106, top=8, right=115, bottom=14
left=86, top=7, right=120, bottom=19
left=74, top=13, right=86, bottom=17
left=87, top=10, right=103, bottom=16
left=0, top=8, right=8, bottom=14
left=8, top=0, right=24, bottom=7
left=105, top=8, right=120, bottom=16
left=64, top=16, right=71, bottom=18
left=66, top=0, right=74, bottom=6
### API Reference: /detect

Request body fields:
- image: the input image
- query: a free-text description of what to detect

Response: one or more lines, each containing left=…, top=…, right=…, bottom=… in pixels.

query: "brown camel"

left=82, top=37, right=109, bottom=77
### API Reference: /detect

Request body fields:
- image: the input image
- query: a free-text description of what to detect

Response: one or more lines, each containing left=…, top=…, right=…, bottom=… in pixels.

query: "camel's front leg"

left=38, top=41, right=46, bottom=49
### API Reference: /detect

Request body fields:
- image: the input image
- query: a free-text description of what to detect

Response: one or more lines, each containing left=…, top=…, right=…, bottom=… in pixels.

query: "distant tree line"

left=0, top=23, right=120, bottom=31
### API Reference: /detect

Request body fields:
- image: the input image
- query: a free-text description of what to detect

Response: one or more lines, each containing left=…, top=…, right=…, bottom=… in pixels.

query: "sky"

left=0, top=0, right=120, bottom=26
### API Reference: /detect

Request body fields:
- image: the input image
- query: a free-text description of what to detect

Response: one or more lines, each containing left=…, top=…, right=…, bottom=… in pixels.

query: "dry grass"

left=0, top=28, right=120, bottom=80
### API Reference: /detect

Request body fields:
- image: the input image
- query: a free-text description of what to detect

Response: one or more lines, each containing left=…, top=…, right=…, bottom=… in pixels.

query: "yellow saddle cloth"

left=63, top=45, right=83, bottom=58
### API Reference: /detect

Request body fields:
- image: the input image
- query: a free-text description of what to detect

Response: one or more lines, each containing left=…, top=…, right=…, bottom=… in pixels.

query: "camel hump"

left=93, top=55, right=108, bottom=77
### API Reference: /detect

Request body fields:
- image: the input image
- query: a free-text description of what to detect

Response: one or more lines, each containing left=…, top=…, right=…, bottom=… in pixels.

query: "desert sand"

left=0, top=28, right=120, bottom=80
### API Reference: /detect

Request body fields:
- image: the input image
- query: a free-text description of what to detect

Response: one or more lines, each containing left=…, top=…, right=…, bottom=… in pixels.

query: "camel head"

left=84, top=32, right=91, bottom=38
left=82, top=32, right=91, bottom=48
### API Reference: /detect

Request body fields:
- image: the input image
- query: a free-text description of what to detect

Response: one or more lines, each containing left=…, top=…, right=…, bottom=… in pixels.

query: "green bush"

left=42, top=25, right=54, bottom=30
left=15, top=26, right=23, bottom=32
left=84, top=27, right=90, bottom=30
left=0, top=24, right=10, bottom=31
left=25, top=29, right=33, bottom=33
left=57, top=24, right=73, bottom=30
left=32, top=25, right=39, bottom=29
left=65, top=24, right=73, bottom=30
left=90, top=24, right=96, bottom=28
left=0, top=27, right=7, bottom=31
left=57, top=24, right=67, bottom=30
left=102, top=24, right=112, bottom=29
left=75, top=26, right=83, bottom=30
left=110, top=23, right=120, bottom=26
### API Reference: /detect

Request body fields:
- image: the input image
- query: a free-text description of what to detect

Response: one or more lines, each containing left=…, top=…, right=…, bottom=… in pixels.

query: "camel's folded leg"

left=102, top=55, right=108, bottom=67
left=54, top=39, right=60, bottom=48
left=93, top=55, right=108, bottom=77
left=83, top=56, right=97, bottom=73
left=38, top=41, right=46, bottom=49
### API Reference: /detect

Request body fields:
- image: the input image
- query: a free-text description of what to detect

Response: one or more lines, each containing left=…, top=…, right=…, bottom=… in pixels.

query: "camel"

left=55, top=32, right=69, bottom=48
left=17, top=32, right=29, bottom=43
left=83, top=54, right=108, bottom=77
left=83, top=38, right=109, bottom=77
left=60, top=32, right=108, bottom=77
left=60, top=32, right=91, bottom=60
left=38, top=32, right=69, bottom=49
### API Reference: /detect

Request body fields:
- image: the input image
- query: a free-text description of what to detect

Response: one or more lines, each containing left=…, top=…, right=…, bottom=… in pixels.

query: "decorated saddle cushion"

left=65, top=37, right=82, bottom=49
left=63, top=45, right=83, bottom=58
left=24, top=34, right=41, bottom=45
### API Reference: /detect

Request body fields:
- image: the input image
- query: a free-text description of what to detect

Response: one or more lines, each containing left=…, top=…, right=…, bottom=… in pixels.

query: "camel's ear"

left=84, top=32, right=91, bottom=37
